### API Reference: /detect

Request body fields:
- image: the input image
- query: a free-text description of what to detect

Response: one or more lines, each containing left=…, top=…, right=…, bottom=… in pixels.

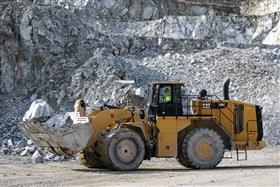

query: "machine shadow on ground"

left=72, top=164, right=280, bottom=174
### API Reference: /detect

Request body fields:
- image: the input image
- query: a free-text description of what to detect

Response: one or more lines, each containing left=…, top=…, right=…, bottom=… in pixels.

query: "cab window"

left=173, top=84, right=181, bottom=104
left=159, top=85, right=172, bottom=103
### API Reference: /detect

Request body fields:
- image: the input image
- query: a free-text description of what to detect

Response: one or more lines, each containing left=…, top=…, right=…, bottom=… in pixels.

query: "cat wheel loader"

left=20, top=79, right=265, bottom=170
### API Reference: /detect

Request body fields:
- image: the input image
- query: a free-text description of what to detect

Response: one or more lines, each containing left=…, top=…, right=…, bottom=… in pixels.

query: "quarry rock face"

left=0, top=0, right=279, bottom=160
left=241, top=0, right=280, bottom=16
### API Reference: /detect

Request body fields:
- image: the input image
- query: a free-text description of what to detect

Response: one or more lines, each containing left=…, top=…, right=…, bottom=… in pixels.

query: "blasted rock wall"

left=241, top=0, right=280, bottom=16
left=1, top=1, right=279, bottom=94
left=34, top=0, right=242, bottom=20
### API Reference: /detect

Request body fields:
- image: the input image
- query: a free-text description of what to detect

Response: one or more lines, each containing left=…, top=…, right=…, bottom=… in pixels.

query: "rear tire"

left=101, top=128, right=145, bottom=171
left=177, top=129, right=196, bottom=167
left=179, top=128, right=224, bottom=169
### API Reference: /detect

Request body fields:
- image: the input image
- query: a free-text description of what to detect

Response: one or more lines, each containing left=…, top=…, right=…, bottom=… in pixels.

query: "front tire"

left=180, top=128, right=224, bottom=169
left=78, top=148, right=105, bottom=169
left=101, top=128, right=145, bottom=171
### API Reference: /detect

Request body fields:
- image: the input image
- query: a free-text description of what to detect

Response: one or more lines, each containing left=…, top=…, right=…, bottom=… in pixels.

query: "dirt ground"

left=0, top=145, right=279, bottom=187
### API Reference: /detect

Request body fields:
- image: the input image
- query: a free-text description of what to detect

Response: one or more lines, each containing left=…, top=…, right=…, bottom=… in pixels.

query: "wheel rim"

left=116, top=139, right=137, bottom=163
left=195, top=137, right=214, bottom=160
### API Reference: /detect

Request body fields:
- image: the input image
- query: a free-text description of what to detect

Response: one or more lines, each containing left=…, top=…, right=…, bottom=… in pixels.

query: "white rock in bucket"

left=44, top=114, right=66, bottom=130
left=22, top=99, right=55, bottom=121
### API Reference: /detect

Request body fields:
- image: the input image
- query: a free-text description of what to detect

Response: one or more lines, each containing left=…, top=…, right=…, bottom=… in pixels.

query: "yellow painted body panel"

left=191, top=100, right=261, bottom=143
left=155, top=99, right=265, bottom=157
left=86, top=108, right=133, bottom=147
left=156, top=116, right=192, bottom=157
left=156, top=117, right=177, bottom=157
left=86, top=107, right=150, bottom=148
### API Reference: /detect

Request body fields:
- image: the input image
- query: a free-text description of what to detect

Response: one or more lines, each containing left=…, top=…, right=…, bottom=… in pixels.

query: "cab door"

left=156, top=84, right=183, bottom=157
left=157, top=84, right=182, bottom=116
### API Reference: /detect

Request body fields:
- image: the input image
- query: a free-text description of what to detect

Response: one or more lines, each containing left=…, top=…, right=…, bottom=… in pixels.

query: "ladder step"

left=236, top=144, right=248, bottom=161
left=223, top=150, right=233, bottom=159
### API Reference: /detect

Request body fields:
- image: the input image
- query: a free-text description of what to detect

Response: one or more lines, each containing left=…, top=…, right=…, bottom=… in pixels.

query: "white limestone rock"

left=22, top=99, right=55, bottom=122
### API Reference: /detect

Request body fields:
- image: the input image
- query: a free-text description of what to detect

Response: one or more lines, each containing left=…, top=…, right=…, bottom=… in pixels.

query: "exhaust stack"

left=223, top=78, right=230, bottom=100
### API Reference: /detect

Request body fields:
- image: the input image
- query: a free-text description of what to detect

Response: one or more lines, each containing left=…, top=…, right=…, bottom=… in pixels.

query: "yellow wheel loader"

left=20, top=79, right=265, bottom=170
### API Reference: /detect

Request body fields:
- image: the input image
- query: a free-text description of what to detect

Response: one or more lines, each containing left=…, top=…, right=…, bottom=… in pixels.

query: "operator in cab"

left=163, top=87, right=172, bottom=103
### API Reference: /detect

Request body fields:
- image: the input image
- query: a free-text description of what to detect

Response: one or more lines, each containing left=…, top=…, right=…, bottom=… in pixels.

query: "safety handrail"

left=182, top=94, right=235, bottom=133
left=182, top=95, right=234, bottom=115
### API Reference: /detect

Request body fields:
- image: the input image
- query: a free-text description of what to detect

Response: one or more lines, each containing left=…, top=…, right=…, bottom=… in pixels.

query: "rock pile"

left=0, top=0, right=279, bottom=162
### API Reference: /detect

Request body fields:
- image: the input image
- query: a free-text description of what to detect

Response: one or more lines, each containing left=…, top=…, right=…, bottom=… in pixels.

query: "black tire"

left=177, top=130, right=196, bottom=167
left=180, top=128, right=224, bottom=169
left=101, top=128, right=145, bottom=171
left=177, top=151, right=193, bottom=168
left=78, top=149, right=105, bottom=169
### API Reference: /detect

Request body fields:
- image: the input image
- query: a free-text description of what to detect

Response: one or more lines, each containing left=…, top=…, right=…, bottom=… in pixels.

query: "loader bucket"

left=19, top=100, right=93, bottom=156
left=19, top=118, right=92, bottom=156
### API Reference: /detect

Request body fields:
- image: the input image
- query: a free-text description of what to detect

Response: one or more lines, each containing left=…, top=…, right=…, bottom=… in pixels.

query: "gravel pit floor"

left=0, top=145, right=279, bottom=187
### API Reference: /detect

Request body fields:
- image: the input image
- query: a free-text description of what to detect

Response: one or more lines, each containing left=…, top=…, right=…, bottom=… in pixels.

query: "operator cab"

left=148, top=82, right=184, bottom=118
